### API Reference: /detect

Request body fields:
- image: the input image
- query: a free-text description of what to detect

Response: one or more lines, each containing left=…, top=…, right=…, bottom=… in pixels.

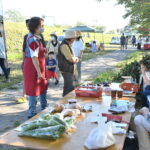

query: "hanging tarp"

left=63, top=25, right=96, bottom=32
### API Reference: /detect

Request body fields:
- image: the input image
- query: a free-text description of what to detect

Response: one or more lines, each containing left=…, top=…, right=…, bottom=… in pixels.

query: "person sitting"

left=46, top=51, right=59, bottom=85
left=134, top=107, right=150, bottom=150
left=91, top=41, right=97, bottom=52
left=140, top=64, right=150, bottom=107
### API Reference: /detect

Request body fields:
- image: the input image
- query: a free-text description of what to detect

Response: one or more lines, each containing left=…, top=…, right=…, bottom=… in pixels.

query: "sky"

left=2, top=0, right=129, bottom=31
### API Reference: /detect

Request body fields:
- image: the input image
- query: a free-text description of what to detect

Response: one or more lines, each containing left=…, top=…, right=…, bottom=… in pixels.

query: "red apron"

left=23, top=41, right=48, bottom=96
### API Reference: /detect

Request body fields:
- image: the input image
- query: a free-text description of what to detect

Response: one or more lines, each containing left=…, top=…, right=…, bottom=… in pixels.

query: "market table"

left=0, top=91, right=136, bottom=150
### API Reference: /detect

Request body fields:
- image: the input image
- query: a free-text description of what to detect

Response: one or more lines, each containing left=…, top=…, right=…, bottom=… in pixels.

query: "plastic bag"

left=84, top=117, right=115, bottom=149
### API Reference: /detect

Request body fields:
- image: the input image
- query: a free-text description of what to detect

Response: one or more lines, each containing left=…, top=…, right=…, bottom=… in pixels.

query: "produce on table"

left=50, top=103, right=65, bottom=113
left=82, top=105, right=93, bottom=112
left=18, top=113, right=75, bottom=139
left=64, top=117, right=75, bottom=126
left=67, top=103, right=82, bottom=110
left=62, top=109, right=81, bottom=117
left=19, top=125, right=66, bottom=140
left=20, top=120, right=50, bottom=132
left=40, top=113, right=52, bottom=121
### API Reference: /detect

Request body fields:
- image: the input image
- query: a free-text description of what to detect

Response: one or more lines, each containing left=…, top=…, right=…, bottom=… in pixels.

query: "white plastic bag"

left=84, top=117, right=115, bottom=149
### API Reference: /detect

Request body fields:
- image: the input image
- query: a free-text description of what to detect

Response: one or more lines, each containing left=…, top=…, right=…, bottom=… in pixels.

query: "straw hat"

left=76, top=30, right=82, bottom=37
left=64, top=30, right=77, bottom=39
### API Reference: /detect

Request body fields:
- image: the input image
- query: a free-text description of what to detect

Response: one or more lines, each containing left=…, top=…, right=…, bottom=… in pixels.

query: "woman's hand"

left=37, top=72, right=43, bottom=80
left=44, top=48, right=48, bottom=53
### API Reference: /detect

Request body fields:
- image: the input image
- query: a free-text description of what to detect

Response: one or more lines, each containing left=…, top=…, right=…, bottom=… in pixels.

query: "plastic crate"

left=75, top=86, right=102, bottom=98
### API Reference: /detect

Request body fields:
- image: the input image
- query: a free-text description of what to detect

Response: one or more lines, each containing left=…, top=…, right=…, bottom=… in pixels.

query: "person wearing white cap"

left=57, top=30, right=79, bottom=96
left=72, top=30, right=84, bottom=84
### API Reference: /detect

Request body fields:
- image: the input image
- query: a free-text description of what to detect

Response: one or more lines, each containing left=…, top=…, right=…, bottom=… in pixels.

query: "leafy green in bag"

left=19, top=125, right=66, bottom=140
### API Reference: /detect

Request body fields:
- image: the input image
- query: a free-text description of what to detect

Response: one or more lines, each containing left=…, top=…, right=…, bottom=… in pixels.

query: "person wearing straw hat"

left=57, top=30, right=79, bottom=96
left=72, top=30, right=84, bottom=84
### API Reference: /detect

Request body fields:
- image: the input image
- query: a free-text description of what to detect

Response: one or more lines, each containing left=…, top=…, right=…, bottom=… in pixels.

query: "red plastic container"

left=75, top=86, right=102, bottom=98
left=144, top=44, right=150, bottom=50
left=120, top=83, right=139, bottom=93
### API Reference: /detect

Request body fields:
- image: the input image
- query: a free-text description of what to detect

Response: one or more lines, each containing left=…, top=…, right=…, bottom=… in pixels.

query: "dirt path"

left=0, top=48, right=136, bottom=135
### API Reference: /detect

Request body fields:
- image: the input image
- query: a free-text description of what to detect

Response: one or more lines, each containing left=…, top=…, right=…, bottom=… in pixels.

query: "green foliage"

left=4, top=21, right=118, bottom=61
left=113, top=61, right=141, bottom=83
left=117, top=0, right=150, bottom=30
left=4, top=22, right=67, bottom=61
left=97, top=0, right=150, bottom=34
left=92, top=25, right=106, bottom=32
left=13, top=121, right=21, bottom=127
left=94, top=52, right=150, bottom=84
left=93, top=70, right=118, bottom=83
left=140, top=55, right=150, bottom=69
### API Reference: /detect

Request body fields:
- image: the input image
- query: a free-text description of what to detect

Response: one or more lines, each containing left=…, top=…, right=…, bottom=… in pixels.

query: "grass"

left=0, top=47, right=117, bottom=90
left=93, top=70, right=118, bottom=83
left=0, top=22, right=120, bottom=92
left=116, top=50, right=150, bottom=68
left=13, top=120, right=21, bottom=127
left=0, top=60, right=23, bottom=91
left=82, top=49, right=113, bottom=61
left=93, top=49, right=150, bottom=84
left=82, top=44, right=120, bottom=61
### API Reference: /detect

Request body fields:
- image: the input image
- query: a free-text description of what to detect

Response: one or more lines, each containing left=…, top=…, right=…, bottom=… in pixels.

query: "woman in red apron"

left=23, top=17, right=48, bottom=118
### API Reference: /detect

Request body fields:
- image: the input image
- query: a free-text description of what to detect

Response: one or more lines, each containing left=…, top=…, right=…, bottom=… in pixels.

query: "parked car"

left=110, top=37, right=120, bottom=45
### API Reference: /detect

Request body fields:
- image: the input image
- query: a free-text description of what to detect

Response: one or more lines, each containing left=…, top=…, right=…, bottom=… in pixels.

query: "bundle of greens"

left=18, top=114, right=75, bottom=140
left=19, top=125, right=66, bottom=140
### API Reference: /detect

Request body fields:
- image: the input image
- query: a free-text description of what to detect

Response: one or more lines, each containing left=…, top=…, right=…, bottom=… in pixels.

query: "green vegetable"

left=21, top=120, right=49, bottom=131
left=52, top=116, right=67, bottom=127
left=20, top=117, right=66, bottom=132
left=40, top=113, right=52, bottom=121
left=64, top=117, right=75, bottom=127
left=48, top=119, right=61, bottom=126
left=19, top=125, right=66, bottom=140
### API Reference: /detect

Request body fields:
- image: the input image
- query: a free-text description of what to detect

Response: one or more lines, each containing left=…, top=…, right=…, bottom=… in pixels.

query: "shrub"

left=94, top=55, right=150, bottom=84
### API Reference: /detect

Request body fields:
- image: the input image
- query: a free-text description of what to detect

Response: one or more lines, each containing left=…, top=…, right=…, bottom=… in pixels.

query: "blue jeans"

left=28, top=91, right=47, bottom=117
left=142, top=86, right=150, bottom=107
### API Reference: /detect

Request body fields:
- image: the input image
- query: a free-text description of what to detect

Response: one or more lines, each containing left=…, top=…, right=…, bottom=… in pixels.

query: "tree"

left=96, top=0, right=150, bottom=34
left=92, top=25, right=106, bottom=33
left=4, top=9, right=25, bottom=22
left=76, top=21, right=85, bottom=26
left=117, top=0, right=150, bottom=28
left=107, top=30, right=115, bottom=34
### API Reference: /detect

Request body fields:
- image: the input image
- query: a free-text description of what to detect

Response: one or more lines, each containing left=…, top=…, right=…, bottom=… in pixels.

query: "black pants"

left=0, top=58, right=9, bottom=80
left=137, top=43, right=141, bottom=50
left=62, top=72, right=74, bottom=97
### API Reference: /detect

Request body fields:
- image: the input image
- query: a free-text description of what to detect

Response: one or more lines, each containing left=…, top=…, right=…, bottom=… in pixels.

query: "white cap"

left=64, top=30, right=77, bottom=39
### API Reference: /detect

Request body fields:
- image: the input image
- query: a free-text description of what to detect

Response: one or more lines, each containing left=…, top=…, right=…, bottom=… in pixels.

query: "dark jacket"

left=57, top=40, right=74, bottom=73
